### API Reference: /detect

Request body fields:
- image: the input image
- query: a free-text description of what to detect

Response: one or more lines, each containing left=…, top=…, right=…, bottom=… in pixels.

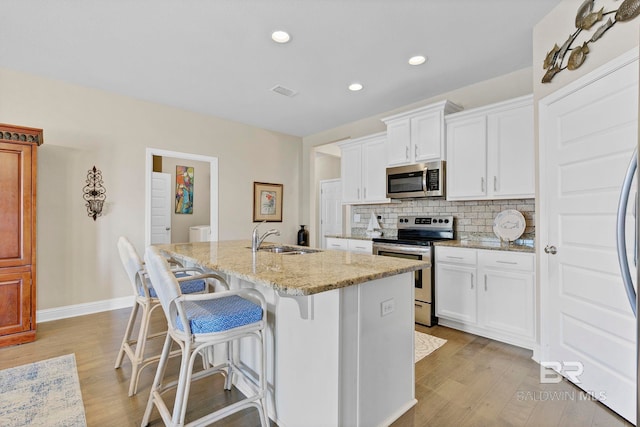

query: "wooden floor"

left=0, top=309, right=633, bottom=427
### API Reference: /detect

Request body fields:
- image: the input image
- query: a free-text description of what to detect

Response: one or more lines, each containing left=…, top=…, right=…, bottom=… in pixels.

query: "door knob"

left=165, top=227, right=171, bottom=231
left=544, top=245, right=557, bottom=255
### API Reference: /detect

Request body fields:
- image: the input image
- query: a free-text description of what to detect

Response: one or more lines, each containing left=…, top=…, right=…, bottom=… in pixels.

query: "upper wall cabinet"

left=445, top=94, right=534, bottom=201
left=338, top=133, right=390, bottom=205
left=382, top=100, right=462, bottom=166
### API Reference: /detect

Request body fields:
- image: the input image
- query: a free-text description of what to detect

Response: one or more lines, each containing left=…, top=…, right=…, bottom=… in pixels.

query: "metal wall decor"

left=542, top=0, right=640, bottom=83
left=83, top=166, right=106, bottom=220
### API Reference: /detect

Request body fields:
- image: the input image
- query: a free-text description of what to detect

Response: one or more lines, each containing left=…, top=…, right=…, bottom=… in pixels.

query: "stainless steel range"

left=372, top=215, right=454, bottom=327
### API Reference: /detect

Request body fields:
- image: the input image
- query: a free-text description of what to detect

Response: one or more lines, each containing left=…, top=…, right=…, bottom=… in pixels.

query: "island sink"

left=257, top=245, right=322, bottom=255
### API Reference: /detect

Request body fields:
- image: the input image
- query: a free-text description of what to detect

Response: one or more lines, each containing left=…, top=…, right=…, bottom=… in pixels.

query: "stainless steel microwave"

left=386, top=161, right=446, bottom=199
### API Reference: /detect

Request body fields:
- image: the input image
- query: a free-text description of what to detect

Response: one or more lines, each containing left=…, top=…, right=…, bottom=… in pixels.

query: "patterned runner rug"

left=415, top=331, right=447, bottom=363
left=0, top=354, right=87, bottom=426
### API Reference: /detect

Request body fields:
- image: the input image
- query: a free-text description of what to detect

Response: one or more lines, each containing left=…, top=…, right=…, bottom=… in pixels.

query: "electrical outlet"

left=353, top=214, right=361, bottom=222
left=381, top=298, right=395, bottom=316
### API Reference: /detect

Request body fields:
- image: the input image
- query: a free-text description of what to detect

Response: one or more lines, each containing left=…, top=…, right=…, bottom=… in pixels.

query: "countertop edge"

left=433, top=240, right=535, bottom=253
left=158, top=246, right=427, bottom=297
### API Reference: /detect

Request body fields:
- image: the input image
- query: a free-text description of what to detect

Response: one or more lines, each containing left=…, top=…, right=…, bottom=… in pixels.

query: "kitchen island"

left=156, top=240, right=428, bottom=427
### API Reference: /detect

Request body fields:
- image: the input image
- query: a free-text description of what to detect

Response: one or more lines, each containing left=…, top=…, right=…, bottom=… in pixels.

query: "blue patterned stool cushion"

left=176, top=295, right=263, bottom=333
left=144, top=272, right=206, bottom=298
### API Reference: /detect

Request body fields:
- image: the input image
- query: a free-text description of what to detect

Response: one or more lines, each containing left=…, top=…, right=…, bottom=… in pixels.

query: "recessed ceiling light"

left=271, top=30, right=291, bottom=44
left=348, top=83, right=363, bottom=91
left=408, top=55, right=427, bottom=66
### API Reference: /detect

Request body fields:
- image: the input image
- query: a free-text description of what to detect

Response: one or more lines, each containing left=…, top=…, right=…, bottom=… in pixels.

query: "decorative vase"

left=297, top=225, right=309, bottom=246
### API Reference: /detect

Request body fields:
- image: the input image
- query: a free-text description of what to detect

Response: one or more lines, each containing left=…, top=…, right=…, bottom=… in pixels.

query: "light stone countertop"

left=324, top=234, right=373, bottom=241
left=155, top=240, right=428, bottom=296
left=434, top=239, right=535, bottom=253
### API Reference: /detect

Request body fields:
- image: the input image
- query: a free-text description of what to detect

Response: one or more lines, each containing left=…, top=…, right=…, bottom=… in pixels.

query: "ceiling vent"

left=271, top=85, right=298, bottom=97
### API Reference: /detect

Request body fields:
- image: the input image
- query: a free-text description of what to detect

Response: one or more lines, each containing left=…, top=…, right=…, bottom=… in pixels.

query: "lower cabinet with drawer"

left=325, top=237, right=373, bottom=254
left=435, top=246, right=535, bottom=350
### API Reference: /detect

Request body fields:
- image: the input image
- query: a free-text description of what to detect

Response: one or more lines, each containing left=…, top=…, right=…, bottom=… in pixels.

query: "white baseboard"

left=37, top=296, right=134, bottom=323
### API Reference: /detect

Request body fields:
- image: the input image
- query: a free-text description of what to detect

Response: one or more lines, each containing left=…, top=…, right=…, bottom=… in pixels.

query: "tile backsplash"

left=351, top=198, right=535, bottom=241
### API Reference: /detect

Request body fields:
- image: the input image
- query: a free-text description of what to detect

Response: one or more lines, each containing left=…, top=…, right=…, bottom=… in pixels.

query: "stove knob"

left=444, top=219, right=449, bottom=223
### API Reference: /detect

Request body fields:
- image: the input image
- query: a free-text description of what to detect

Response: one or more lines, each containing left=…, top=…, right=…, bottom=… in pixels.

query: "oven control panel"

left=397, top=215, right=454, bottom=230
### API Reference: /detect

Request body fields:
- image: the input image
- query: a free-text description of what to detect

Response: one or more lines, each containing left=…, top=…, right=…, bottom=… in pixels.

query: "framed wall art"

left=253, top=182, right=283, bottom=222
left=175, top=165, right=194, bottom=214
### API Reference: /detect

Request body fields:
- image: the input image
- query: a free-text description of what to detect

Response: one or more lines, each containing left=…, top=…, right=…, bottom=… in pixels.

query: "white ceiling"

left=1, top=0, right=561, bottom=137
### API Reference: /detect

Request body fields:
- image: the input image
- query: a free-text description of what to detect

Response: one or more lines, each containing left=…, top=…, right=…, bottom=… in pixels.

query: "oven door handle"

left=373, top=243, right=433, bottom=258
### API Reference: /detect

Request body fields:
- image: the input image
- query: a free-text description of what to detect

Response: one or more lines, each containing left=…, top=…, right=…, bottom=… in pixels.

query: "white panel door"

left=539, top=53, right=638, bottom=423
left=320, top=179, right=342, bottom=249
left=151, top=172, right=172, bottom=244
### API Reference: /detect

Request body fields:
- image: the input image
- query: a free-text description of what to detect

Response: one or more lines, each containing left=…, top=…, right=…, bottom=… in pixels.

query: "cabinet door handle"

left=496, top=260, right=518, bottom=265
left=406, top=146, right=409, bottom=160
left=481, top=177, right=485, bottom=192
left=544, top=245, right=557, bottom=255
left=470, top=273, right=474, bottom=289
left=357, top=188, right=360, bottom=199
left=484, top=274, right=487, bottom=291
left=415, top=145, right=418, bottom=158
left=363, top=187, right=367, bottom=199
left=446, top=256, right=464, bottom=259
left=493, top=176, right=497, bottom=191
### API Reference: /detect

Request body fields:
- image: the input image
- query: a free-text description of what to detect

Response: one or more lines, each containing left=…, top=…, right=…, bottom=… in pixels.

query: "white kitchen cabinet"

left=435, top=246, right=535, bottom=349
left=325, top=237, right=349, bottom=251
left=478, top=251, right=535, bottom=341
left=325, top=237, right=372, bottom=254
left=382, top=100, right=462, bottom=166
left=338, top=133, right=389, bottom=204
left=446, top=94, right=534, bottom=201
left=435, top=261, right=477, bottom=324
left=347, top=239, right=372, bottom=254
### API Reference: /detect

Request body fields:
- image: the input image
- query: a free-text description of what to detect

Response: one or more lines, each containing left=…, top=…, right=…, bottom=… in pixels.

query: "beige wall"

left=0, top=67, right=301, bottom=310
left=301, top=67, right=535, bottom=246
left=161, top=157, right=211, bottom=243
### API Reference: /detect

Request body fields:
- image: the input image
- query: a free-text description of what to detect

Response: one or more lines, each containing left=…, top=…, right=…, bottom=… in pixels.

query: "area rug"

left=415, top=331, right=447, bottom=363
left=0, top=354, right=87, bottom=427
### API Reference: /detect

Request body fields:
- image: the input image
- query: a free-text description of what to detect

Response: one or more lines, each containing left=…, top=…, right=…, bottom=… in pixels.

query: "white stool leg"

left=141, top=332, right=173, bottom=427
left=258, top=329, right=269, bottom=427
left=224, top=340, right=234, bottom=390
left=172, top=340, right=196, bottom=426
left=128, top=300, right=153, bottom=396
left=114, top=298, right=139, bottom=369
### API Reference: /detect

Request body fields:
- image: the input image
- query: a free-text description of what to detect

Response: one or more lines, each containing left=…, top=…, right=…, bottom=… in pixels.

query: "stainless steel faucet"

left=252, top=221, right=280, bottom=252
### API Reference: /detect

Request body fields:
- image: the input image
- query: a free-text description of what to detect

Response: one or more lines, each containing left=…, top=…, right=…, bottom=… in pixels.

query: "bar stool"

left=141, top=246, right=269, bottom=427
left=114, top=236, right=227, bottom=396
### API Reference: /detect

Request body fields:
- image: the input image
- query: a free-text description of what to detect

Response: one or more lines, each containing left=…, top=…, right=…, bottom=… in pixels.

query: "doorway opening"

left=145, top=148, right=219, bottom=246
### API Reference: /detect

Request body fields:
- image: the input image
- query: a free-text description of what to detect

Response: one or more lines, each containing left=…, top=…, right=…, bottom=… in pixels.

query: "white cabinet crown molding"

left=444, top=94, right=532, bottom=122
left=380, top=99, right=463, bottom=123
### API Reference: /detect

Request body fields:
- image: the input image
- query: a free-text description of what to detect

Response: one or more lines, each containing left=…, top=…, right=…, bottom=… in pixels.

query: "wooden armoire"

left=0, top=123, right=42, bottom=347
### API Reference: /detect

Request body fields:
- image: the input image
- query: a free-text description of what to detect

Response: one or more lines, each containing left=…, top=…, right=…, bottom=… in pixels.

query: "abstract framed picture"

left=253, top=182, right=283, bottom=222
left=175, top=165, right=194, bottom=214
